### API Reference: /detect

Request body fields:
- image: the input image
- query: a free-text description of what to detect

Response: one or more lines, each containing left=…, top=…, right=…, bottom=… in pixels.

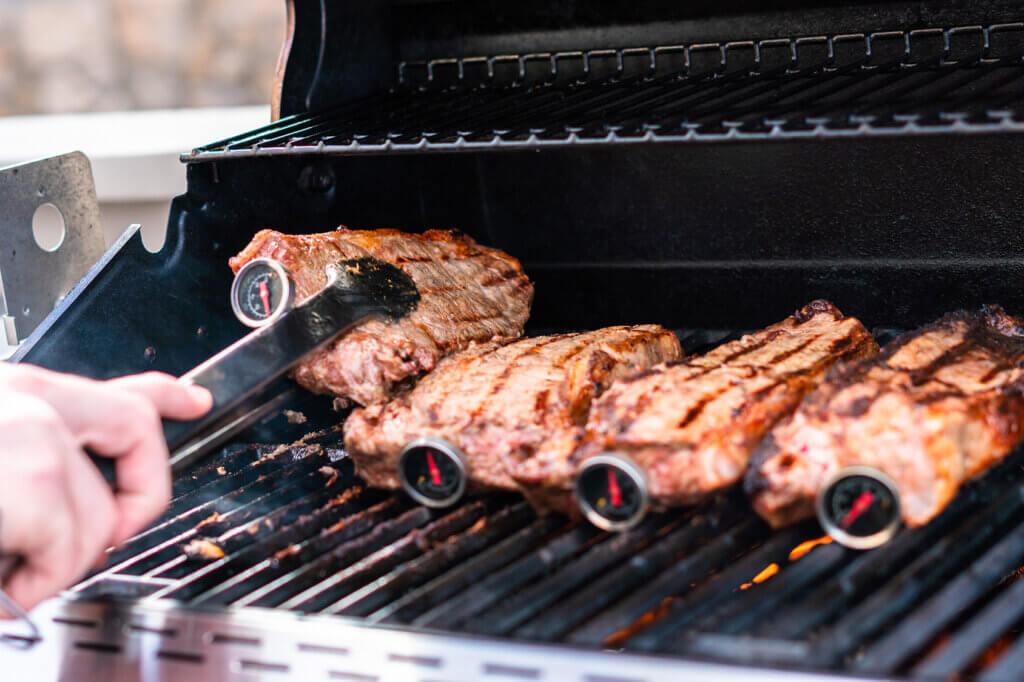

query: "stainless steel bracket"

left=0, top=152, right=105, bottom=344
left=0, top=275, right=17, bottom=359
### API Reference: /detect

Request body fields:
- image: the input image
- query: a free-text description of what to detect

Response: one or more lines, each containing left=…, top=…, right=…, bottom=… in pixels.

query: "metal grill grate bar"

left=515, top=504, right=744, bottom=642
left=853, top=513, right=1024, bottom=674
left=466, top=514, right=669, bottom=637
left=284, top=501, right=495, bottom=612
left=152, top=498, right=414, bottom=603
left=565, top=515, right=764, bottom=646
left=220, top=502, right=427, bottom=607
left=147, top=466, right=360, bottom=579
left=913, top=567, right=1024, bottom=677
left=326, top=502, right=535, bottom=617
left=78, top=447, right=340, bottom=588
left=623, top=522, right=816, bottom=652
left=412, top=523, right=604, bottom=629
left=170, top=494, right=401, bottom=605
left=978, top=631, right=1024, bottom=682
left=684, top=541, right=852, bottom=640
left=369, top=515, right=563, bottom=625
left=806, top=484, right=1024, bottom=668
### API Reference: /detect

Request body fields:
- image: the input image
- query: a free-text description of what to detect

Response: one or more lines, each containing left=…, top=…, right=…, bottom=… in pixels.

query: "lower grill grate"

left=72, top=428, right=1024, bottom=679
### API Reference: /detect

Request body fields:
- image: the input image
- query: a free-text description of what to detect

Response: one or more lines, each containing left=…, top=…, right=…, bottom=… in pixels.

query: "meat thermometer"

left=398, top=437, right=469, bottom=508
left=575, top=453, right=649, bottom=531
left=816, top=466, right=902, bottom=549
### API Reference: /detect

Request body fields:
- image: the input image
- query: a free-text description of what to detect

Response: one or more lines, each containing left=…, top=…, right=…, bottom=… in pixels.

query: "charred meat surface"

left=747, top=305, right=1024, bottom=528
left=230, top=227, right=533, bottom=406
left=343, top=326, right=683, bottom=508
left=546, top=301, right=877, bottom=510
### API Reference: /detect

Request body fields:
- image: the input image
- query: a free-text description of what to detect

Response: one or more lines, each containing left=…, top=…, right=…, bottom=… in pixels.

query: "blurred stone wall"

left=0, top=0, right=284, bottom=116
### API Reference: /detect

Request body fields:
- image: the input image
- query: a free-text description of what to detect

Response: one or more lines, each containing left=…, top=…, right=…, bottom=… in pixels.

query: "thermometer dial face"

left=817, top=467, right=901, bottom=549
left=575, top=454, right=648, bottom=531
left=230, top=259, right=294, bottom=327
left=398, top=438, right=467, bottom=508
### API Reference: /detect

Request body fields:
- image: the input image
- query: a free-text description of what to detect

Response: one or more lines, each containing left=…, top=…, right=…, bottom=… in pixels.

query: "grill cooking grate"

left=185, top=24, right=1024, bottom=161
left=73, top=416, right=1024, bottom=678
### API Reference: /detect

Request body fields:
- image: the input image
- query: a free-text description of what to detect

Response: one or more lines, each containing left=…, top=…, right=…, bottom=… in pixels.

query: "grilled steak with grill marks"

left=747, top=305, right=1024, bottom=528
left=230, top=228, right=533, bottom=406
left=343, top=326, right=683, bottom=498
left=520, top=301, right=878, bottom=512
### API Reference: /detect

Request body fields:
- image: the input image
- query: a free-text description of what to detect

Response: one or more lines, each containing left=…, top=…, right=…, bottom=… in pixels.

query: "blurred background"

left=0, top=0, right=282, bottom=115
left=0, top=0, right=287, bottom=250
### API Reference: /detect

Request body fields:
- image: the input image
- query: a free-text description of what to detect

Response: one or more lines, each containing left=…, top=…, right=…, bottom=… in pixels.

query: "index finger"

left=108, top=372, right=213, bottom=420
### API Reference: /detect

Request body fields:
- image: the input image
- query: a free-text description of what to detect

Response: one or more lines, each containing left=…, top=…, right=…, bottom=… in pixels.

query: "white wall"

left=0, top=106, right=271, bottom=356
left=0, top=106, right=270, bottom=249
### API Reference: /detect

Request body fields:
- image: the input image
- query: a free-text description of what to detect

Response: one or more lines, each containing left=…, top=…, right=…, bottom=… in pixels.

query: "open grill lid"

left=272, top=0, right=1024, bottom=119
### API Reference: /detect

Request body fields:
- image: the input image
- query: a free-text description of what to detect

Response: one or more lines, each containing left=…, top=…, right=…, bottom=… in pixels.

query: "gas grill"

left=6, top=1, right=1024, bottom=679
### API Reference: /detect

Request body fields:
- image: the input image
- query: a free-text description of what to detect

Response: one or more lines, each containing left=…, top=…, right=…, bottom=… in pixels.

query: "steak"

left=521, top=301, right=878, bottom=511
left=746, top=305, right=1024, bottom=528
left=343, top=326, right=683, bottom=502
left=230, top=227, right=533, bottom=406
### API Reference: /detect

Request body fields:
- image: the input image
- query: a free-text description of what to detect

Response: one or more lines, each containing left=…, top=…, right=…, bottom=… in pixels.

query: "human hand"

left=0, top=365, right=212, bottom=612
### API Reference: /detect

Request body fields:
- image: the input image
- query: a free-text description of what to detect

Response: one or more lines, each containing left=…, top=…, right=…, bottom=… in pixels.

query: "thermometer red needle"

left=426, top=451, right=442, bottom=486
left=259, top=280, right=271, bottom=315
left=840, top=490, right=875, bottom=528
left=607, top=468, right=622, bottom=507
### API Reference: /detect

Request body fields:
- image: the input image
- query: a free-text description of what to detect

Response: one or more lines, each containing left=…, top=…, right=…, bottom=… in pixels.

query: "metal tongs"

left=97, top=255, right=419, bottom=480
left=0, top=256, right=419, bottom=640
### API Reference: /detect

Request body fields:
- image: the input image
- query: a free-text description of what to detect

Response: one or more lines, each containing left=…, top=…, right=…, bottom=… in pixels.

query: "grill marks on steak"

left=542, top=301, right=879, bottom=510
left=342, top=326, right=683, bottom=500
left=229, top=228, right=533, bottom=406
left=746, top=305, right=1024, bottom=528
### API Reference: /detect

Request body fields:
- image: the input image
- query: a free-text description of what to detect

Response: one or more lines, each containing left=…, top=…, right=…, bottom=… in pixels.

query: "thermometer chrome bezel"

left=816, top=465, right=902, bottom=550
left=575, top=452, right=650, bottom=532
left=230, top=258, right=295, bottom=328
left=398, top=437, right=469, bottom=509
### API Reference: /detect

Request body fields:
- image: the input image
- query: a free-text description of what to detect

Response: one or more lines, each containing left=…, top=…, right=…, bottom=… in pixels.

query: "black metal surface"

left=72, top=440, right=1024, bottom=680
left=278, top=0, right=1024, bottom=118
left=191, top=29, right=1024, bottom=159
